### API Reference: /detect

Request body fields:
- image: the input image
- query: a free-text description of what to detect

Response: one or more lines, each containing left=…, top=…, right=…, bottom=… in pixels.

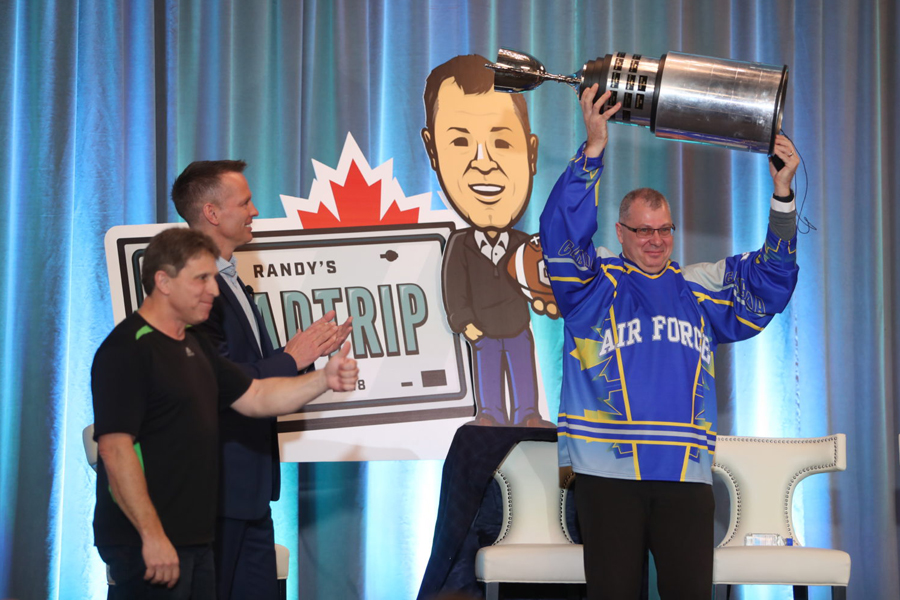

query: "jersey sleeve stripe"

left=735, top=315, right=765, bottom=332
left=550, top=275, right=596, bottom=284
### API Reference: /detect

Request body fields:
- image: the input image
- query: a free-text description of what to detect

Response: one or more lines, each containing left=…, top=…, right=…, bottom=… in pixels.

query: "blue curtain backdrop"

left=1, top=1, right=897, bottom=598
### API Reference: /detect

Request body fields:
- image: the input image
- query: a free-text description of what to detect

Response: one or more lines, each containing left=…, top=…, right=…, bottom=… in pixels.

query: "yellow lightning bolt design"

left=568, top=319, right=613, bottom=371
left=569, top=337, right=605, bottom=370
left=582, top=357, right=625, bottom=418
left=611, top=443, right=633, bottom=456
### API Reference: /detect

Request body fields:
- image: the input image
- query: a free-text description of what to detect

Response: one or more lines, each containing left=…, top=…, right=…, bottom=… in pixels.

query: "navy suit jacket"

left=195, top=274, right=301, bottom=520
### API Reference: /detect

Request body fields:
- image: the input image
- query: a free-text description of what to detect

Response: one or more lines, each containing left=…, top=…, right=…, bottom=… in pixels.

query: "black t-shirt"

left=91, top=312, right=252, bottom=547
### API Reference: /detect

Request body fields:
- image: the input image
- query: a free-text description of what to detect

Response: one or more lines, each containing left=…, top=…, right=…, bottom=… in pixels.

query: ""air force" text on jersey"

left=598, top=316, right=712, bottom=364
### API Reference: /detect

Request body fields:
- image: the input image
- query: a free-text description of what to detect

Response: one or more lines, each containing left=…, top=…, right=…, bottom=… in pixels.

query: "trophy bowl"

left=487, top=47, right=789, bottom=154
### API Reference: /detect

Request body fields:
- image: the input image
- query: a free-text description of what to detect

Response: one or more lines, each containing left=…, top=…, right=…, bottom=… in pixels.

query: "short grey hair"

left=619, top=188, right=669, bottom=222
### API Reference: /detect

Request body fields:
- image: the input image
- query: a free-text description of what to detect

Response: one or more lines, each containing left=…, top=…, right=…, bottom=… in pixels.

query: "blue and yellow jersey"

left=539, top=145, right=798, bottom=484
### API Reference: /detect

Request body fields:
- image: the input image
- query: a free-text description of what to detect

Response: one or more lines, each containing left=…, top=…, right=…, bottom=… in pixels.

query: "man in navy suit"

left=172, top=160, right=350, bottom=600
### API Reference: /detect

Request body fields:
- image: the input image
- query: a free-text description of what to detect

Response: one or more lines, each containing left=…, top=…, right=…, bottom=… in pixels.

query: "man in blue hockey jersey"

left=539, top=84, right=800, bottom=599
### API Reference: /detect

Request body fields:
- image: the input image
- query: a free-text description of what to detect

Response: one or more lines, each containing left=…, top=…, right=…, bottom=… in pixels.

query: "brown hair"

left=423, top=54, right=530, bottom=134
left=141, top=228, right=219, bottom=295
left=171, top=160, right=247, bottom=225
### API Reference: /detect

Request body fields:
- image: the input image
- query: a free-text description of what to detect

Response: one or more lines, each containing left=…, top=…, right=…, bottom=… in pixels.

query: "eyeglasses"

left=618, top=223, right=676, bottom=239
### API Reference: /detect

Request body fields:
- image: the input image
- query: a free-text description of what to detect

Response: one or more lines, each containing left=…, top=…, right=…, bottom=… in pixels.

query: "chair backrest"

left=83, top=424, right=98, bottom=470
left=491, top=440, right=575, bottom=545
left=712, top=434, right=846, bottom=548
left=274, top=543, right=290, bottom=580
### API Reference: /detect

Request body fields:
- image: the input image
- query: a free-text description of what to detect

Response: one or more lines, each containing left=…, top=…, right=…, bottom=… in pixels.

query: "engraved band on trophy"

left=486, top=48, right=788, bottom=155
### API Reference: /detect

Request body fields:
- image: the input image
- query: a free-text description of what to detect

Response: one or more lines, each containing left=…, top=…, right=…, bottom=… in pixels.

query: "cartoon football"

left=506, top=234, right=559, bottom=318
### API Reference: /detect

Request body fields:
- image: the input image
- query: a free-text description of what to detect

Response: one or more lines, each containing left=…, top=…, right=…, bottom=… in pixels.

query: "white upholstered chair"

left=712, top=434, right=850, bottom=600
left=274, top=543, right=290, bottom=599
left=474, top=440, right=584, bottom=600
left=82, top=423, right=99, bottom=470
left=82, top=424, right=290, bottom=597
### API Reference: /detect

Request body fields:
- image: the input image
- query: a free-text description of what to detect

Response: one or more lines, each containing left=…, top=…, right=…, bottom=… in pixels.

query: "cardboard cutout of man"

left=422, top=54, right=555, bottom=427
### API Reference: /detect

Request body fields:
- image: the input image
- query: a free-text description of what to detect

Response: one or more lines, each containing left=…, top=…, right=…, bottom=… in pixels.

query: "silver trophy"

left=487, top=48, right=788, bottom=154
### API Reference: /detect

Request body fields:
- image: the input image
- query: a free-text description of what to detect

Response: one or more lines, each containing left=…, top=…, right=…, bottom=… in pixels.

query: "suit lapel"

left=239, top=276, right=279, bottom=357
left=215, top=274, right=264, bottom=360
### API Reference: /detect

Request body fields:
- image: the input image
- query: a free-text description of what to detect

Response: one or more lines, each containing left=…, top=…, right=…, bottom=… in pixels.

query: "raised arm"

left=768, top=134, right=800, bottom=240
left=769, top=134, right=800, bottom=199
left=539, top=86, right=621, bottom=317
left=683, top=136, right=801, bottom=343
left=582, top=85, right=621, bottom=158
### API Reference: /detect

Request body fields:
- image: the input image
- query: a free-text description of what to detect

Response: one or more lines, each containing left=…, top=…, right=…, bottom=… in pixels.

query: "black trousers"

left=214, top=509, right=278, bottom=600
left=98, top=543, right=215, bottom=600
left=575, top=474, right=714, bottom=600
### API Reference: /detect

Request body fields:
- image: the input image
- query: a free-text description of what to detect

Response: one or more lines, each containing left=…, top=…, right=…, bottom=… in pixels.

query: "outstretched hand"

left=324, top=342, right=358, bottom=392
left=581, top=84, right=622, bottom=158
left=769, top=134, right=800, bottom=197
left=319, top=317, right=353, bottom=357
left=283, top=310, right=339, bottom=370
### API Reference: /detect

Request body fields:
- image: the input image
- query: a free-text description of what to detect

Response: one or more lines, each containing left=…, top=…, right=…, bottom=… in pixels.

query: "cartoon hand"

left=463, top=323, right=483, bottom=342
left=530, top=297, right=560, bottom=319
left=546, top=302, right=559, bottom=319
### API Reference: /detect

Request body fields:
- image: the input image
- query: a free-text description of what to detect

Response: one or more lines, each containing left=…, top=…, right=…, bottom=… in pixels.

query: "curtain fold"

left=1, top=1, right=897, bottom=598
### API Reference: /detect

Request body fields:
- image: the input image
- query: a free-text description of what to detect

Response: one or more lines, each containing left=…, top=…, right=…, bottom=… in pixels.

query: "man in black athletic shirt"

left=91, top=227, right=358, bottom=600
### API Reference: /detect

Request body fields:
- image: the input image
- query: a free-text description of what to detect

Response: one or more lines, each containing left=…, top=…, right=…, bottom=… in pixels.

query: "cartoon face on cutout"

left=422, top=56, right=539, bottom=232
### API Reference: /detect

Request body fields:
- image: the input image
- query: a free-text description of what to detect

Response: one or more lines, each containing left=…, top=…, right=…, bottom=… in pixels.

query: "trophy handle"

left=487, top=48, right=580, bottom=93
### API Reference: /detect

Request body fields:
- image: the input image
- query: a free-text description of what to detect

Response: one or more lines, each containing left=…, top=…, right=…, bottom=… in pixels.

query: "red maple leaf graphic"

left=297, top=161, right=419, bottom=228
